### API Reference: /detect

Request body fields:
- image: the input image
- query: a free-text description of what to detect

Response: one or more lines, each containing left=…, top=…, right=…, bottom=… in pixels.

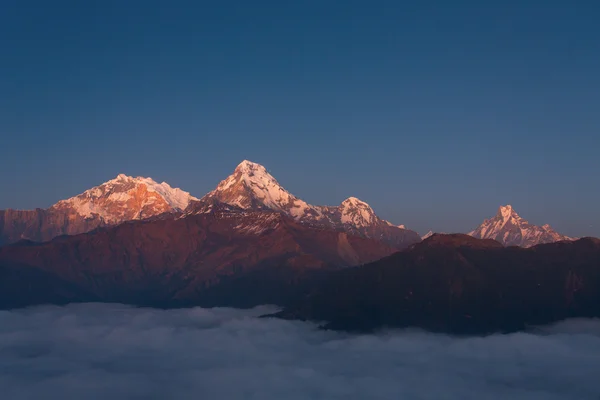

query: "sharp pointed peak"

left=229, top=160, right=277, bottom=183
left=496, top=204, right=519, bottom=221
left=341, top=197, right=371, bottom=207
left=214, top=160, right=278, bottom=187
left=235, top=160, right=267, bottom=172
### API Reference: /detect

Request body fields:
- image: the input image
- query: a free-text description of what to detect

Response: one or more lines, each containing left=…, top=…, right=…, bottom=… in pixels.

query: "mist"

left=0, top=304, right=599, bottom=400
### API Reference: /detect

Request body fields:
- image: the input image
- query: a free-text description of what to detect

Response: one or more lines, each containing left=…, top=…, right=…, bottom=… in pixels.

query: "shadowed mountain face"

left=0, top=263, right=98, bottom=309
left=0, top=204, right=396, bottom=309
left=469, top=205, right=573, bottom=247
left=275, top=234, right=600, bottom=334
left=0, top=174, right=197, bottom=246
left=1, top=227, right=599, bottom=336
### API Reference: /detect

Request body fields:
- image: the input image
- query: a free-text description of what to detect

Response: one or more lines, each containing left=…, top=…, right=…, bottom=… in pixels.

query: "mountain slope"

left=275, top=234, right=600, bottom=334
left=468, top=205, right=573, bottom=247
left=0, top=204, right=397, bottom=309
left=195, top=160, right=420, bottom=250
left=0, top=174, right=197, bottom=245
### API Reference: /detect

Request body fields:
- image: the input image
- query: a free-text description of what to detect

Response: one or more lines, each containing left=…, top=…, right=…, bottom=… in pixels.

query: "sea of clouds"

left=0, top=303, right=599, bottom=400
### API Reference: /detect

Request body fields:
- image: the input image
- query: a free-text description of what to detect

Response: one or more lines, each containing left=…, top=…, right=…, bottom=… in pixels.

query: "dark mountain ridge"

left=0, top=203, right=396, bottom=309
left=274, top=234, right=600, bottom=334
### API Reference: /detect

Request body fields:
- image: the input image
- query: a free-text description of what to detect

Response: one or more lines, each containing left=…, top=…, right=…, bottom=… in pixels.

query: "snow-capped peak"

left=235, top=160, right=268, bottom=175
left=207, top=160, right=319, bottom=219
left=139, top=177, right=197, bottom=210
left=85, top=174, right=197, bottom=211
left=498, top=204, right=513, bottom=220
left=52, top=174, right=198, bottom=223
left=469, top=205, right=573, bottom=247
left=116, top=173, right=131, bottom=181
left=200, top=160, right=420, bottom=249
left=340, top=197, right=373, bottom=211
left=339, top=197, right=376, bottom=228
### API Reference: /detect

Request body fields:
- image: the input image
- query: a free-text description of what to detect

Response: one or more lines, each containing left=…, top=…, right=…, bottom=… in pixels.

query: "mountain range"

left=0, top=160, right=576, bottom=248
left=0, top=174, right=197, bottom=245
left=1, top=160, right=596, bottom=334
left=0, top=205, right=395, bottom=309
left=192, top=160, right=419, bottom=249
left=274, top=234, right=600, bottom=334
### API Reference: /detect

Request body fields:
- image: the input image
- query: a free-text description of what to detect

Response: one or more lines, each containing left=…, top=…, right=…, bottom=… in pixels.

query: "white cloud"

left=0, top=304, right=599, bottom=399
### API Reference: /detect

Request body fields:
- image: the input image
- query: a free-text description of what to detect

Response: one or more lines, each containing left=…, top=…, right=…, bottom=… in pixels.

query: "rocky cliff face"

left=0, top=208, right=107, bottom=245
left=0, top=174, right=197, bottom=245
left=468, top=205, right=573, bottom=247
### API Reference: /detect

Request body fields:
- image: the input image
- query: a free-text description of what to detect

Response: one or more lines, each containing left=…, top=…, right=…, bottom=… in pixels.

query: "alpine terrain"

left=0, top=174, right=197, bottom=245
left=193, top=160, right=420, bottom=250
left=0, top=204, right=396, bottom=309
left=468, top=205, right=573, bottom=247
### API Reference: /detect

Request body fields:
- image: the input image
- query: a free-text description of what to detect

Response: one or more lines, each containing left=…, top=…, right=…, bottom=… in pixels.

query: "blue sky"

left=1, top=0, right=599, bottom=237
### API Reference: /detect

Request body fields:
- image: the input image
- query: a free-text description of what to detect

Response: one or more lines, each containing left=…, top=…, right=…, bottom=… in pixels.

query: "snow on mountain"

left=52, top=174, right=197, bottom=224
left=339, top=197, right=377, bottom=228
left=421, top=231, right=434, bottom=240
left=205, top=160, right=322, bottom=219
left=0, top=174, right=199, bottom=245
left=421, top=230, right=447, bottom=240
left=196, top=160, right=420, bottom=249
left=138, top=177, right=196, bottom=211
left=468, top=205, right=573, bottom=247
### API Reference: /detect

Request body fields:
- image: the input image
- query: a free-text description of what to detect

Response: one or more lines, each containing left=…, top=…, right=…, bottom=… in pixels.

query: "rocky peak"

left=495, top=204, right=525, bottom=224
left=498, top=204, right=515, bottom=220
left=340, top=197, right=371, bottom=208
left=199, top=160, right=420, bottom=250
left=1, top=174, right=199, bottom=245
left=339, top=197, right=377, bottom=228
left=116, top=173, right=132, bottom=180
left=52, top=174, right=197, bottom=224
left=206, top=160, right=319, bottom=219
left=234, top=160, right=269, bottom=176
left=469, top=205, right=573, bottom=247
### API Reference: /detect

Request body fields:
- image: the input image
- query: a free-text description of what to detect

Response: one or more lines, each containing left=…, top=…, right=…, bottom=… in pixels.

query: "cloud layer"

left=1, top=304, right=599, bottom=399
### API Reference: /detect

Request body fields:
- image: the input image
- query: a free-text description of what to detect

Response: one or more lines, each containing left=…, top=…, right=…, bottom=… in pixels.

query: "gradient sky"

left=1, top=0, right=599, bottom=237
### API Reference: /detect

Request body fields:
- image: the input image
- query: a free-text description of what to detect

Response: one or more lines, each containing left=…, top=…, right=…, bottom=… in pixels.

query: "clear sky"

left=1, top=0, right=599, bottom=237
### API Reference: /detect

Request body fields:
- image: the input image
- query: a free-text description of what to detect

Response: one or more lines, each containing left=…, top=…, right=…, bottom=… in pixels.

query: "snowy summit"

left=53, top=174, right=197, bottom=224
left=197, top=160, right=421, bottom=249
left=468, top=205, right=573, bottom=247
